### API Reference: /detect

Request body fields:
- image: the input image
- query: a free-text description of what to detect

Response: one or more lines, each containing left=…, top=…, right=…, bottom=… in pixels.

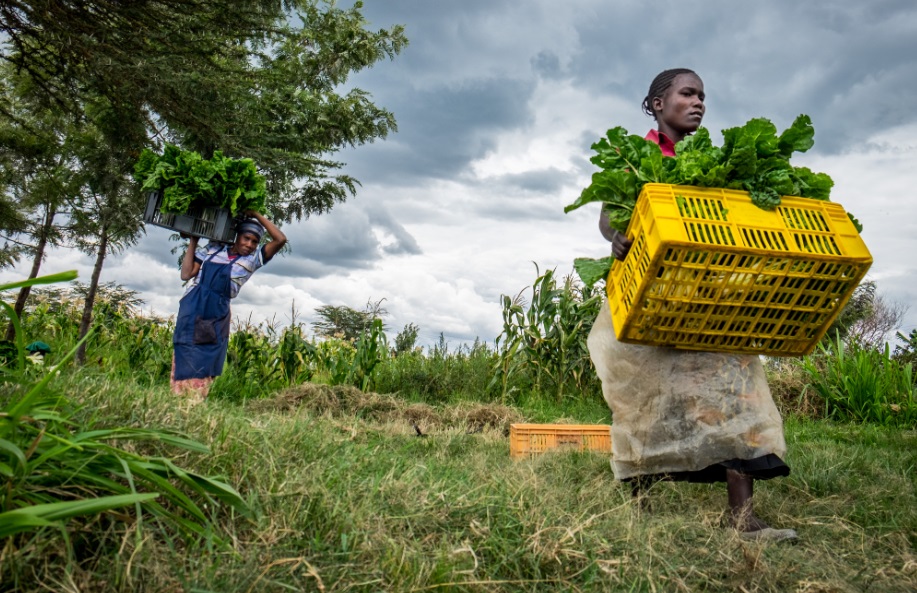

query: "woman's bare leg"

left=726, top=469, right=769, bottom=532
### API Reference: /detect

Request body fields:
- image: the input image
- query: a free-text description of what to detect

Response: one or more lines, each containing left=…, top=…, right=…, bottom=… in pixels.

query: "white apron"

left=588, top=304, right=787, bottom=481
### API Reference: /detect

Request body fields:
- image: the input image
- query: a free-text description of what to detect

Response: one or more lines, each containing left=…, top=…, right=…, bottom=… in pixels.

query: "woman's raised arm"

left=247, top=211, right=287, bottom=261
left=180, top=235, right=202, bottom=281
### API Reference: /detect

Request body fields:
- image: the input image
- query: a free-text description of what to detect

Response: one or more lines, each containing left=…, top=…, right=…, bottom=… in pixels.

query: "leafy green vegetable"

left=847, top=212, right=864, bottom=234
left=573, top=256, right=614, bottom=289
left=566, top=115, right=849, bottom=236
left=134, top=145, right=267, bottom=216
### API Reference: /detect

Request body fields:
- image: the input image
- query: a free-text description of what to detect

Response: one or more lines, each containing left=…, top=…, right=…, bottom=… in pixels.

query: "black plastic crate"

left=143, top=191, right=237, bottom=243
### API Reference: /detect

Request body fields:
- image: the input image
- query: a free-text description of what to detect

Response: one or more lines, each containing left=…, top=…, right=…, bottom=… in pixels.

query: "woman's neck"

left=657, top=124, right=685, bottom=145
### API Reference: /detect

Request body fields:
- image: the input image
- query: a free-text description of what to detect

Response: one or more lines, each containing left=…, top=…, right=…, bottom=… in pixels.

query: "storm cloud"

left=8, top=0, right=917, bottom=346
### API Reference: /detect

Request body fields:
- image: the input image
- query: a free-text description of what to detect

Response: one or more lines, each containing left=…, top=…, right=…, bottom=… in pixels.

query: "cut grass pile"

left=248, top=383, right=525, bottom=434
left=2, top=374, right=915, bottom=592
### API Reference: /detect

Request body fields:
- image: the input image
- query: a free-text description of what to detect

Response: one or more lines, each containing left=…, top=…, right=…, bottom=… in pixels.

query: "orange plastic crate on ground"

left=509, top=424, right=612, bottom=459
left=607, top=183, right=872, bottom=356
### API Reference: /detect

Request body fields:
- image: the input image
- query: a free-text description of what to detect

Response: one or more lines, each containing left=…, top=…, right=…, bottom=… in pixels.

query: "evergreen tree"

left=66, top=99, right=146, bottom=364
left=0, top=65, right=79, bottom=338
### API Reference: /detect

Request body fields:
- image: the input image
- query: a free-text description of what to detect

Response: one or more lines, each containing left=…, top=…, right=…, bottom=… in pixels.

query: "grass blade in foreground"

left=0, top=494, right=159, bottom=538
left=2, top=270, right=251, bottom=550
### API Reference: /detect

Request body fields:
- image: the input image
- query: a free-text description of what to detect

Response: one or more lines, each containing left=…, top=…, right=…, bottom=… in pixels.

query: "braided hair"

left=642, top=68, right=698, bottom=119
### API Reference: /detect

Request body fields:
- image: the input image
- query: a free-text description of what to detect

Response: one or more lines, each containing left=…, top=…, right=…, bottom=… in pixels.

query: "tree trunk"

left=76, top=227, right=108, bottom=365
left=5, top=205, right=56, bottom=341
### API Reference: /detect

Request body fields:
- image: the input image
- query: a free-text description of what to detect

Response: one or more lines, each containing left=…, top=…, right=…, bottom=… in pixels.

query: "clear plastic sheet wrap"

left=588, top=304, right=787, bottom=480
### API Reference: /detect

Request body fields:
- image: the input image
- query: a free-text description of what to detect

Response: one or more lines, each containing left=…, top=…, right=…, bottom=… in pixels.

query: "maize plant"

left=316, top=338, right=356, bottom=386
left=493, top=265, right=602, bottom=402
left=346, top=318, right=389, bottom=391
left=277, top=323, right=317, bottom=385
left=227, top=326, right=283, bottom=385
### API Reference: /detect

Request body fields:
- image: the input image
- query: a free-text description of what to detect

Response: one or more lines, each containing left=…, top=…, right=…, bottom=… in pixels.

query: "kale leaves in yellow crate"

left=134, top=145, right=267, bottom=216
left=566, top=115, right=857, bottom=288
left=565, top=115, right=838, bottom=234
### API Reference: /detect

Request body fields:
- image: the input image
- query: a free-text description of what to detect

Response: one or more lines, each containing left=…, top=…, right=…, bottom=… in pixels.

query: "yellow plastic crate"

left=607, top=183, right=872, bottom=356
left=509, top=424, right=612, bottom=459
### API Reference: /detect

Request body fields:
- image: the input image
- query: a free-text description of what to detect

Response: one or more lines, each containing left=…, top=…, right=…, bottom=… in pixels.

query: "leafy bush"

left=800, top=335, right=917, bottom=427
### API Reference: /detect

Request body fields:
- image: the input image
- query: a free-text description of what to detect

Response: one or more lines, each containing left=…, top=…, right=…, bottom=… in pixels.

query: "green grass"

left=3, top=370, right=915, bottom=592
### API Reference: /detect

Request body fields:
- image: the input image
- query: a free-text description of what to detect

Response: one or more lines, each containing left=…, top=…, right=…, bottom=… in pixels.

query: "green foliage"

left=11, top=270, right=914, bottom=435
left=0, top=271, right=81, bottom=373
left=345, top=318, right=389, bottom=391
left=312, top=299, right=388, bottom=342
left=0, top=61, right=81, bottom=279
left=572, top=255, right=614, bottom=289
left=494, top=266, right=603, bottom=403
left=135, top=144, right=267, bottom=216
left=393, top=322, right=420, bottom=355
left=278, top=324, right=317, bottom=385
left=0, top=60, right=149, bottom=361
left=0, top=0, right=409, bottom=222
left=1, top=272, right=251, bottom=549
left=213, top=314, right=387, bottom=400
left=800, top=334, right=917, bottom=427
left=2, top=2, right=407, bottom=345
left=565, top=115, right=846, bottom=235
left=315, top=338, right=356, bottom=388
left=15, top=281, right=174, bottom=382
left=374, top=336, right=500, bottom=403
left=893, top=329, right=917, bottom=367
left=213, top=318, right=320, bottom=401
left=218, top=329, right=283, bottom=398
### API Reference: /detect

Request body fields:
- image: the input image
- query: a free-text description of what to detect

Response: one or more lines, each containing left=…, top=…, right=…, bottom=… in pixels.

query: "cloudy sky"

left=8, top=0, right=917, bottom=348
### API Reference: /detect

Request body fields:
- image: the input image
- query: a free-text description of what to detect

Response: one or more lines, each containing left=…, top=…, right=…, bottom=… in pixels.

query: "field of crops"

left=2, top=271, right=916, bottom=592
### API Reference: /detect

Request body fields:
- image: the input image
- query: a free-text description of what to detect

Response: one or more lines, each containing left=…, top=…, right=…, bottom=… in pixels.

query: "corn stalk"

left=493, top=266, right=602, bottom=402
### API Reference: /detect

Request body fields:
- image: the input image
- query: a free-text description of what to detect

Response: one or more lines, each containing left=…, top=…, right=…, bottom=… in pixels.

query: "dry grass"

left=766, top=358, right=826, bottom=418
left=248, top=382, right=525, bottom=433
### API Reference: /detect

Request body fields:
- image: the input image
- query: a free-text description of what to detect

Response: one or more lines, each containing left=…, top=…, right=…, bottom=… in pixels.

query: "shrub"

left=374, top=336, right=501, bottom=403
left=800, top=335, right=917, bottom=427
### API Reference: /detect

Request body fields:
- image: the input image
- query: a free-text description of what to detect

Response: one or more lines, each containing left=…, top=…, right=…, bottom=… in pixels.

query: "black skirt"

left=624, top=454, right=790, bottom=484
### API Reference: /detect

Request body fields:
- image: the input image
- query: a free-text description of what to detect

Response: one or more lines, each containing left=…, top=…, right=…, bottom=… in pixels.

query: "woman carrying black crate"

left=589, top=68, right=795, bottom=542
left=171, top=210, right=286, bottom=402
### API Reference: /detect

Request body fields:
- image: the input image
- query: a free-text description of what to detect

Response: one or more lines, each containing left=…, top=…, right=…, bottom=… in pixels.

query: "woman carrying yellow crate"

left=589, top=68, right=795, bottom=542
